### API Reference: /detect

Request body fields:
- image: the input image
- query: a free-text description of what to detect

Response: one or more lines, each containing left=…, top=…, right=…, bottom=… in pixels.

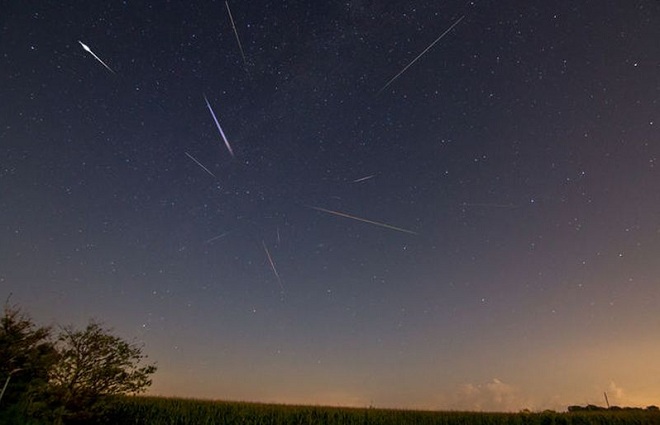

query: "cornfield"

left=104, top=396, right=660, bottom=425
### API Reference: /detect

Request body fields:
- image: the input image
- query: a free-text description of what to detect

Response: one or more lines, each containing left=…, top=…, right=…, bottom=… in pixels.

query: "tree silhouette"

left=0, top=304, right=56, bottom=407
left=1, top=303, right=157, bottom=424
left=35, top=322, right=157, bottom=423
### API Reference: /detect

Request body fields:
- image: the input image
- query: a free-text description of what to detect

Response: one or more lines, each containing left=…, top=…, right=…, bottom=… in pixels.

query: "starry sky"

left=1, top=0, right=659, bottom=412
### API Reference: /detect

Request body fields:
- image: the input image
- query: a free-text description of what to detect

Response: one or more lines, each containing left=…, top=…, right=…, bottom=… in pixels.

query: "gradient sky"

left=2, top=0, right=659, bottom=412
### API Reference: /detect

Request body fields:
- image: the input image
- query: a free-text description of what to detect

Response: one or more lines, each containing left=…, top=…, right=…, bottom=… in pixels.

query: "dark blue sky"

left=1, top=0, right=659, bottom=410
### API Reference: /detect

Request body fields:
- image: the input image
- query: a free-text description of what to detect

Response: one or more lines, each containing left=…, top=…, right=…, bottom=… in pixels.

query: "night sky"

left=2, top=0, right=659, bottom=412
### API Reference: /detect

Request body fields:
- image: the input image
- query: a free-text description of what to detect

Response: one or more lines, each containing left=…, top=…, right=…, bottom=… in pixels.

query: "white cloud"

left=607, top=381, right=625, bottom=402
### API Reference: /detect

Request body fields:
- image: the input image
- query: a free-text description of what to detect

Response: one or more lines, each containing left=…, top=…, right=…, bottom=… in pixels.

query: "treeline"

left=568, top=404, right=660, bottom=412
left=0, top=303, right=156, bottom=424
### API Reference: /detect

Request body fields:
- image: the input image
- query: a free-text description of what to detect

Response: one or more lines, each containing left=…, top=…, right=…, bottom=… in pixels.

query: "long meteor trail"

left=262, top=241, right=284, bottom=292
left=378, top=15, right=464, bottom=94
left=203, top=95, right=235, bottom=157
left=225, top=1, right=248, bottom=72
left=184, top=152, right=216, bottom=178
left=308, top=206, right=418, bottom=235
left=78, top=40, right=116, bottom=74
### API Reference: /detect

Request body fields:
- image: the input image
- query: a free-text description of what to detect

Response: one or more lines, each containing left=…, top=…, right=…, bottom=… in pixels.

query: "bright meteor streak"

left=78, top=40, right=116, bottom=74
left=308, top=206, right=418, bottom=235
left=203, top=95, right=235, bottom=157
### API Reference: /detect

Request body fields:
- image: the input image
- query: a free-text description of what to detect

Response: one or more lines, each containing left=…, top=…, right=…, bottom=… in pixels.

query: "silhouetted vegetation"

left=0, top=304, right=156, bottom=424
left=103, top=396, right=660, bottom=425
left=568, top=404, right=660, bottom=412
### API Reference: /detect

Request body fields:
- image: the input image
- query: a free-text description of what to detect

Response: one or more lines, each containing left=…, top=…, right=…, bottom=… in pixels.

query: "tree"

left=2, top=304, right=157, bottom=423
left=0, top=304, right=56, bottom=406
left=38, top=322, right=157, bottom=422
left=0, top=304, right=56, bottom=425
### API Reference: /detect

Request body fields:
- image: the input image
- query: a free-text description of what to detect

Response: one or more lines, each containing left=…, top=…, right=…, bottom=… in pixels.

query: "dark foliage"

left=1, top=304, right=156, bottom=424
left=0, top=304, right=56, bottom=408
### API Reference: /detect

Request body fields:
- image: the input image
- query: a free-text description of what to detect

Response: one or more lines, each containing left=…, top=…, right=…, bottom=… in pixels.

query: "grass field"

left=103, top=396, right=660, bottom=425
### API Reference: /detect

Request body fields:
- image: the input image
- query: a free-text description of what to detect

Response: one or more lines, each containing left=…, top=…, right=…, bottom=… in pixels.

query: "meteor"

left=225, top=1, right=249, bottom=72
left=461, top=202, right=518, bottom=209
left=308, top=206, right=417, bottom=235
left=203, top=95, right=235, bottom=157
left=206, top=231, right=232, bottom=244
left=262, top=241, right=284, bottom=292
left=185, top=152, right=216, bottom=178
left=378, top=16, right=464, bottom=94
left=78, top=40, right=116, bottom=74
left=352, top=174, right=375, bottom=183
